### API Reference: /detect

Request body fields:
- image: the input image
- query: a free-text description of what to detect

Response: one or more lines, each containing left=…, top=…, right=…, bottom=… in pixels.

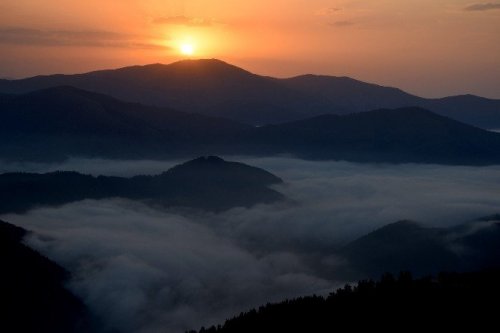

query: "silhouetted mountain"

left=2, top=87, right=500, bottom=164
left=191, top=270, right=500, bottom=332
left=340, top=221, right=458, bottom=277
left=420, top=94, right=500, bottom=129
left=340, top=215, right=500, bottom=278
left=283, top=75, right=500, bottom=129
left=0, top=156, right=284, bottom=213
left=281, top=74, right=421, bottom=113
left=250, top=107, right=500, bottom=164
left=1, top=59, right=499, bottom=127
left=0, top=86, right=250, bottom=161
left=0, top=220, right=89, bottom=332
left=0, top=60, right=326, bottom=124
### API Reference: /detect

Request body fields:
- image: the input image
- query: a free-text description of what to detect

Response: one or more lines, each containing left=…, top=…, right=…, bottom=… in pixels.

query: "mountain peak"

left=189, top=155, right=226, bottom=164
left=171, top=58, right=230, bottom=66
left=163, top=156, right=283, bottom=187
left=165, top=58, right=254, bottom=76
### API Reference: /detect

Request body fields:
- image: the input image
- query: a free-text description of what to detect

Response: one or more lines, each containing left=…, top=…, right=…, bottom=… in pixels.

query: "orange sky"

left=0, top=0, right=499, bottom=98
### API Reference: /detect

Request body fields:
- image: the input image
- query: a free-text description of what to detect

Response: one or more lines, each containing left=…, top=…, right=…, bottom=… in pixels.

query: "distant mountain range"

left=0, top=220, right=89, bottom=332
left=1, top=59, right=499, bottom=128
left=2, top=86, right=500, bottom=164
left=0, top=156, right=284, bottom=213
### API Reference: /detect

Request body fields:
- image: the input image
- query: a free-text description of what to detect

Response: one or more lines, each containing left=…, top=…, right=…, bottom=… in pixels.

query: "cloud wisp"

left=0, top=28, right=164, bottom=49
left=465, top=3, right=500, bottom=11
left=329, top=21, right=355, bottom=27
left=315, top=7, right=342, bottom=16
left=153, top=16, right=215, bottom=27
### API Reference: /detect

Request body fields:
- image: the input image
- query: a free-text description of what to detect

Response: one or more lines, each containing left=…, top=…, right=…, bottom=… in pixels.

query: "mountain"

left=2, top=87, right=500, bottom=164
left=0, top=156, right=285, bottom=213
left=0, top=60, right=328, bottom=125
left=190, top=270, right=500, bottom=332
left=282, top=75, right=500, bottom=129
left=340, top=221, right=458, bottom=277
left=0, top=219, right=89, bottom=332
left=420, top=95, right=500, bottom=129
left=250, top=107, right=500, bottom=164
left=280, top=74, right=422, bottom=113
left=340, top=215, right=500, bottom=278
left=1, top=59, right=499, bottom=128
left=0, top=86, right=250, bottom=161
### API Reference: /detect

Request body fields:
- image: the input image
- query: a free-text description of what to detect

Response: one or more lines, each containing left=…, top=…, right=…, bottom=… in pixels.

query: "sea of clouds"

left=2, top=157, right=500, bottom=332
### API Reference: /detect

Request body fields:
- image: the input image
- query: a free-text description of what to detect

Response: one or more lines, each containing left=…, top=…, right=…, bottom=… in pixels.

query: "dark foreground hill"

left=1, top=59, right=499, bottom=128
left=2, top=87, right=500, bottom=165
left=0, top=220, right=89, bottom=332
left=339, top=215, right=500, bottom=278
left=0, top=156, right=285, bottom=213
left=191, top=270, right=500, bottom=332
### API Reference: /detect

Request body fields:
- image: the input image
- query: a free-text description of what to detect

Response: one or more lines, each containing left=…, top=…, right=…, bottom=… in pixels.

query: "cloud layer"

left=8, top=200, right=335, bottom=332
left=153, top=16, right=214, bottom=27
left=3, top=157, right=500, bottom=332
left=0, top=28, right=163, bottom=49
left=465, top=3, right=500, bottom=11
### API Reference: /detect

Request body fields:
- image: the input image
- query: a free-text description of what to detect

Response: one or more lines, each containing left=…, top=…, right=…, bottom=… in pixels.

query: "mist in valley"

left=2, top=157, right=500, bottom=332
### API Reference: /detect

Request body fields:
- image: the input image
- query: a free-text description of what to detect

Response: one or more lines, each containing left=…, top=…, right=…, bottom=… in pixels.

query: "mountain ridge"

left=0, top=156, right=285, bottom=213
left=1, top=59, right=499, bottom=127
left=2, top=86, right=500, bottom=164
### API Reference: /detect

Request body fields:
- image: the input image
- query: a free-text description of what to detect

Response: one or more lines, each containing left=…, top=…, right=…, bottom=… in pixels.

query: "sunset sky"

left=0, top=0, right=499, bottom=98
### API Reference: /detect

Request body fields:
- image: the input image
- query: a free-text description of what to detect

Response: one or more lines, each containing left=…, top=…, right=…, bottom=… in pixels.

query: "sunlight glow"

left=180, top=43, right=195, bottom=56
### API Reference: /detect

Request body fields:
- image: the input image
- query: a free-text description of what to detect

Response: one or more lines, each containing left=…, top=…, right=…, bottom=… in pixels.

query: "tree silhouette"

left=190, top=270, right=500, bottom=332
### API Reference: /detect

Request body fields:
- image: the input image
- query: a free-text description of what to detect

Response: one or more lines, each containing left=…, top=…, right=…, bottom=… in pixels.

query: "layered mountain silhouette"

left=0, top=156, right=284, bottom=213
left=281, top=74, right=500, bottom=129
left=2, top=87, right=500, bottom=164
left=339, top=215, right=500, bottom=278
left=0, top=220, right=89, bottom=332
left=0, top=86, right=250, bottom=161
left=1, top=59, right=499, bottom=128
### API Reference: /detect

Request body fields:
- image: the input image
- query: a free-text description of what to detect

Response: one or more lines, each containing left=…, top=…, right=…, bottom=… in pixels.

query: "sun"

left=180, top=43, right=195, bottom=56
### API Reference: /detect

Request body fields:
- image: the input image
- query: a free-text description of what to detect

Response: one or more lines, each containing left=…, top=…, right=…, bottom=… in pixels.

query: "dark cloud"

left=153, top=16, right=214, bottom=27
left=0, top=27, right=164, bottom=49
left=465, top=3, right=500, bottom=11
left=3, top=158, right=500, bottom=332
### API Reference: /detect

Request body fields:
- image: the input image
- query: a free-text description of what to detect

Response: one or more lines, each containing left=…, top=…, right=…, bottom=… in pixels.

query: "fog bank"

left=3, top=158, right=500, bottom=332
